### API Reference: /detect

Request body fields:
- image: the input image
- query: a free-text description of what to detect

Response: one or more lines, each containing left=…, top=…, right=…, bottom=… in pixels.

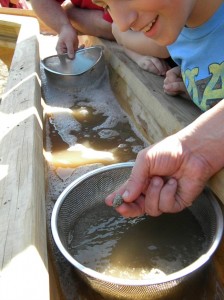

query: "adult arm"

left=106, top=99, right=224, bottom=217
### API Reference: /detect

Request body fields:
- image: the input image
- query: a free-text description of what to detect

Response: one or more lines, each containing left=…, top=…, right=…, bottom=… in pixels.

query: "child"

left=31, top=0, right=170, bottom=75
left=99, top=0, right=224, bottom=216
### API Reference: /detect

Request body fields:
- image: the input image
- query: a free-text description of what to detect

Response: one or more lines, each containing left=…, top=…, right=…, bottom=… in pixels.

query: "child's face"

left=93, top=0, right=197, bottom=46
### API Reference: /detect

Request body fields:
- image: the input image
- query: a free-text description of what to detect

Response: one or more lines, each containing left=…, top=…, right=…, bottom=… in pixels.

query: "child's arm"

left=164, top=66, right=191, bottom=99
left=31, top=0, right=78, bottom=57
left=64, top=4, right=114, bottom=40
left=112, top=22, right=170, bottom=75
left=123, top=48, right=170, bottom=76
left=31, top=0, right=73, bottom=36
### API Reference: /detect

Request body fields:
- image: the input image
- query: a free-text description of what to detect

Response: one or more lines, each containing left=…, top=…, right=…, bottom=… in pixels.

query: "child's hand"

left=136, top=56, right=170, bottom=76
left=163, top=66, right=190, bottom=99
left=124, top=48, right=170, bottom=76
left=56, top=24, right=79, bottom=59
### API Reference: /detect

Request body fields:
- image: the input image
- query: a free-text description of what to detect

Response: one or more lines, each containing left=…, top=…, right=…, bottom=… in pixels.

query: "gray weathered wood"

left=0, top=15, right=49, bottom=300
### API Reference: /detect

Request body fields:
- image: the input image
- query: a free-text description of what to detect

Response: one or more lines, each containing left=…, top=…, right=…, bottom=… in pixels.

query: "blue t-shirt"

left=167, top=4, right=224, bottom=111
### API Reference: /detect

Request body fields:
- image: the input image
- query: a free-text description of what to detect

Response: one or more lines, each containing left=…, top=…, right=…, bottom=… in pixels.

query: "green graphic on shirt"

left=182, top=62, right=224, bottom=111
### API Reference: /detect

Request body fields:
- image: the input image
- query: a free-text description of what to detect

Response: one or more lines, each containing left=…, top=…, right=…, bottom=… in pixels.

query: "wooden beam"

left=0, top=7, right=56, bottom=34
left=0, top=15, right=49, bottom=300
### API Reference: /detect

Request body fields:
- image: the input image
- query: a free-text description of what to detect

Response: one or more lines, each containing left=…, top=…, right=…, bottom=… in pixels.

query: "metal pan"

left=41, top=46, right=105, bottom=89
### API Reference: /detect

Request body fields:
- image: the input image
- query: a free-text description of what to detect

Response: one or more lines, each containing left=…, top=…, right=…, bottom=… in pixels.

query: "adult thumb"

left=122, top=160, right=150, bottom=203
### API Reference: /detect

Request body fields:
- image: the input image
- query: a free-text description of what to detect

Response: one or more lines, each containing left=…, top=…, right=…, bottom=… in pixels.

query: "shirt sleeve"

left=103, top=11, right=113, bottom=23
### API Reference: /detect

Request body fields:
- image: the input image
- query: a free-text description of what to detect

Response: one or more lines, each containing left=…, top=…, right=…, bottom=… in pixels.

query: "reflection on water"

left=43, top=48, right=101, bottom=75
left=44, top=104, right=145, bottom=168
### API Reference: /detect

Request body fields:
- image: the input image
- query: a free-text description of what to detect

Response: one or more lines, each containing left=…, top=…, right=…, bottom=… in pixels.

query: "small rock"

left=112, top=194, right=124, bottom=208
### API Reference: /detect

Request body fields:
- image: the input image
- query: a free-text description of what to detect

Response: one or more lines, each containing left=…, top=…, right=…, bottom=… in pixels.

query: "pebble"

left=112, top=194, right=124, bottom=208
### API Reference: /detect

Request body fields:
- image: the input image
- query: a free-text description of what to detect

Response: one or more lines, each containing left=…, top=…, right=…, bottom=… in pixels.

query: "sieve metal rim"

left=41, top=45, right=103, bottom=76
left=51, top=162, right=224, bottom=286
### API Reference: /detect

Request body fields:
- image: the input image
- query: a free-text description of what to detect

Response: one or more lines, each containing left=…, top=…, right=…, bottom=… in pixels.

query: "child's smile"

left=92, top=0, right=194, bottom=45
left=92, top=0, right=222, bottom=46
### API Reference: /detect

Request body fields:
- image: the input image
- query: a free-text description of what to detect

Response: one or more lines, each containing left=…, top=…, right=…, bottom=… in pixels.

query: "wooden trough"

left=0, top=11, right=224, bottom=300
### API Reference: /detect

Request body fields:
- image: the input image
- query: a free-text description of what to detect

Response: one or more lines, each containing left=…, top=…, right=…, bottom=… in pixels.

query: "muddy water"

left=41, top=64, right=223, bottom=300
left=68, top=204, right=206, bottom=279
left=42, top=68, right=146, bottom=169
left=44, top=103, right=144, bottom=168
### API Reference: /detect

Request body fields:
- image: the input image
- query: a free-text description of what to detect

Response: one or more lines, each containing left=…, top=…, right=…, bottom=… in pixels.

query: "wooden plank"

left=0, top=20, right=17, bottom=67
left=0, top=19, right=20, bottom=43
left=0, top=7, right=56, bottom=34
left=48, top=248, right=65, bottom=300
left=79, top=35, right=224, bottom=205
left=214, top=230, right=224, bottom=287
left=0, top=15, right=49, bottom=300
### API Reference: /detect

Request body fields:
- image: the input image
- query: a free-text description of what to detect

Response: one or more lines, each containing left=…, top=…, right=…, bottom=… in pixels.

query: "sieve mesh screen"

left=52, top=162, right=223, bottom=299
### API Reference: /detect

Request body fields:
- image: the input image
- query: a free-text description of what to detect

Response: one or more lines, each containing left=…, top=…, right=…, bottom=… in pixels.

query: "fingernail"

left=152, top=177, right=162, bottom=186
left=168, top=178, right=176, bottom=185
left=122, top=190, right=129, bottom=199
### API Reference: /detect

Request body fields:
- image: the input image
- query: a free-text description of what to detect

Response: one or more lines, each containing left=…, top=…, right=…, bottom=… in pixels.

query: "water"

left=68, top=204, right=206, bottom=280
left=42, top=66, right=147, bottom=169
left=43, top=49, right=100, bottom=75
left=44, top=104, right=145, bottom=168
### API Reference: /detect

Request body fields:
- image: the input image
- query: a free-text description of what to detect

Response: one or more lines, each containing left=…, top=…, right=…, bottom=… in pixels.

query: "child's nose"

left=109, top=3, right=137, bottom=32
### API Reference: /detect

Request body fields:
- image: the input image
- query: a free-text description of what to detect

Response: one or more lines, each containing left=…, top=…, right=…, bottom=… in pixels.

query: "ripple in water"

left=68, top=204, right=206, bottom=280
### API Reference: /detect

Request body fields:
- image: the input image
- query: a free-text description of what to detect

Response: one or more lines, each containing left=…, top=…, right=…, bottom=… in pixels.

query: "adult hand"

left=163, top=66, right=190, bottom=99
left=105, top=130, right=215, bottom=217
left=56, top=24, right=79, bottom=59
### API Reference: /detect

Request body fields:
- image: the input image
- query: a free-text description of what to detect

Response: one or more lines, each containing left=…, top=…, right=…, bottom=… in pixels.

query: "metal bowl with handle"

left=41, top=46, right=105, bottom=89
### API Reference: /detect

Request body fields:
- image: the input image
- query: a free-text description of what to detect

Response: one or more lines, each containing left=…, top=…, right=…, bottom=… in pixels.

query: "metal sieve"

left=51, top=162, right=223, bottom=299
